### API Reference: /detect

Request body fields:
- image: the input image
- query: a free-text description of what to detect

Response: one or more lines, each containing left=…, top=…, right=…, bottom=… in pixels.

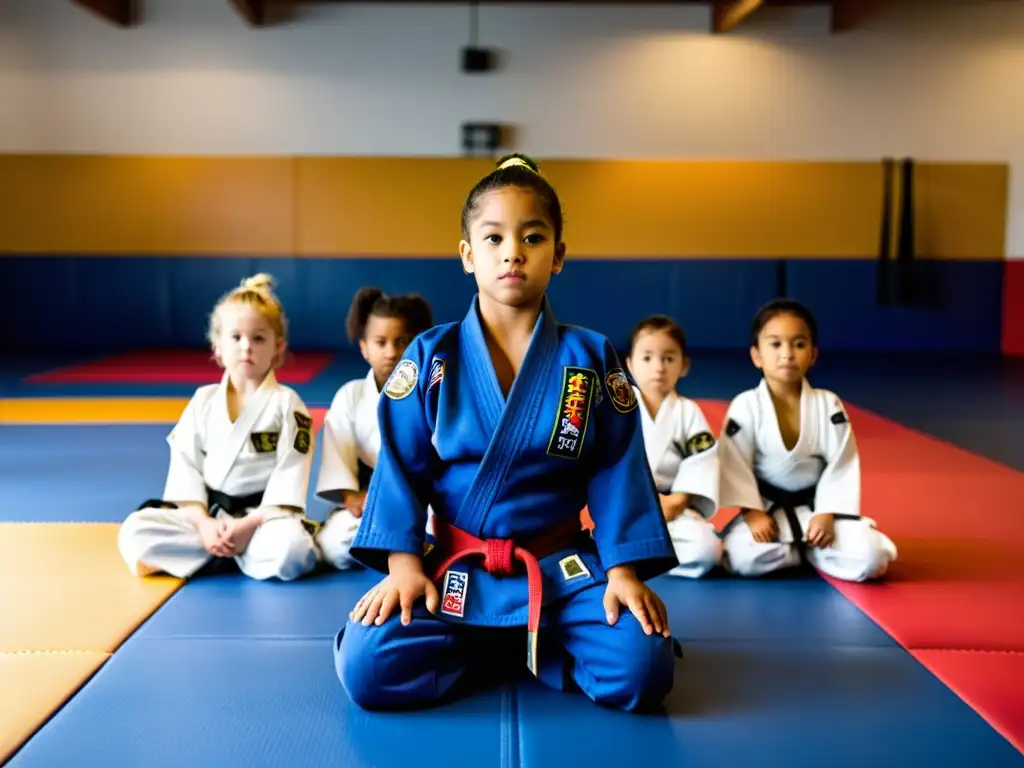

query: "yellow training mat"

left=0, top=523, right=183, bottom=653
left=0, top=650, right=110, bottom=764
left=0, top=397, right=189, bottom=424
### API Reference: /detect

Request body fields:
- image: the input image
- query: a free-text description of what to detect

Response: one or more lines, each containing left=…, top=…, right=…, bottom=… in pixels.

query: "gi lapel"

left=759, top=377, right=808, bottom=475
left=204, top=371, right=278, bottom=490
left=643, top=390, right=678, bottom=472
left=460, top=296, right=506, bottom=437
left=457, top=296, right=562, bottom=536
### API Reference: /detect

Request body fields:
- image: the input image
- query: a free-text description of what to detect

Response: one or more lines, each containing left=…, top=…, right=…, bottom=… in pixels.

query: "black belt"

left=757, top=479, right=815, bottom=541
left=136, top=489, right=319, bottom=536
left=134, top=489, right=263, bottom=518
left=206, top=487, right=264, bottom=518
left=756, top=480, right=859, bottom=541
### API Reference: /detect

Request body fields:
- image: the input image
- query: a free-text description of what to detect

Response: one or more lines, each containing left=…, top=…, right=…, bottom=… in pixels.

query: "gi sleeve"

left=814, top=394, right=861, bottom=517
left=670, top=402, right=720, bottom=518
left=162, top=392, right=209, bottom=506
left=315, top=385, right=361, bottom=503
left=717, top=393, right=765, bottom=511
left=260, top=392, right=315, bottom=511
left=350, top=341, right=435, bottom=573
left=586, top=341, right=678, bottom=581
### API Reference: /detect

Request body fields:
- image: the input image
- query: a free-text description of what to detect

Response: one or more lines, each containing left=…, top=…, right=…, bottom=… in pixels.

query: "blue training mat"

left=0, top=425, right=171, bottom=522
left=0, top=424, right=337, bottom=524
left=8, top=637, right=518, bottom=768
left=10, top=569, right=1023, bottom=766
left=135, top=569, right=381, bottom=640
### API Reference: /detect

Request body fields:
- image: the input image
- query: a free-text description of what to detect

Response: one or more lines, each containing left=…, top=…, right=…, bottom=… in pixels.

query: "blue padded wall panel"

left=0, top=256, right=1004, bottom=353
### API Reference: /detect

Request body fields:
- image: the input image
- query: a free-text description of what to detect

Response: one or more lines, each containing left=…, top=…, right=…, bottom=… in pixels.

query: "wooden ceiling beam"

left=229, top=0, right=268, bottom=26
left=712, top=0, right=766, bottom=34
left=831, top=0, right=888, bottom=33
left=69, top=0, right=137, bottom=28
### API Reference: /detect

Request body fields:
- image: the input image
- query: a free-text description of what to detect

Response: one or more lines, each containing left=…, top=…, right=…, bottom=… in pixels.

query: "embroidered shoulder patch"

left=725, top=418, right=741, bottom=437
left=604, top=368, right=637, bottom=413
left=292, top=410, right=312, bottom=454
left=293, top=428, right=311, bottom=455
left=830, top=411, right=847, bottom=425
left=384, top=359, right=418, bottom=400
left=685, top=431, right=716, bottom=455
left=250, top=431, right=279, bottom=453
left=427, top=357, right=445, bottom=393
left=547, top=366, right=597, bottom=460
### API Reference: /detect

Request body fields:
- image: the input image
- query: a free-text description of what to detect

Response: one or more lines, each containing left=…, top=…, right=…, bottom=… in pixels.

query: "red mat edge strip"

left=22, top=350, right=335, bottom=386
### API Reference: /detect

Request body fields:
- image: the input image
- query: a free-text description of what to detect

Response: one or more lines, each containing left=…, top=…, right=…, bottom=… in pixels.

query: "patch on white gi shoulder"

left=384, top=359, right=418, bottom=400
left=427, top=356, right=445, bottom=393
left=292, top=411, right=312, bottom=455
left=685, top=430, right=716, bottom=455
left=546, top=366, right=597, bottom=461
left=830, top=411, right=848, bottom=425
left=558, top=554, right=591, bottom=581
left=604, top=368, right=637, bottom=414
left=725, top=418, right=741, bottom=437
left=440, top=569, right=468, bottom=618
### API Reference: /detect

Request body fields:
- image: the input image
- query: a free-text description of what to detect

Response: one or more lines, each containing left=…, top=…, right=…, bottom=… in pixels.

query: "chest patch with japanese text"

left=547, top=366, right=596, bottom=460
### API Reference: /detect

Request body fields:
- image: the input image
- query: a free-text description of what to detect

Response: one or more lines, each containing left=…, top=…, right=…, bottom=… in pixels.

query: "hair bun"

left=241, top=273, right=275, bottom=292
left=496, top=153, right=540, bottom=174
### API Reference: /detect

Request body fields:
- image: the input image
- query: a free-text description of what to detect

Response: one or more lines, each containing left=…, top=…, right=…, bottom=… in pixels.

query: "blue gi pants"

left=334, top=583, right=676, bottom=712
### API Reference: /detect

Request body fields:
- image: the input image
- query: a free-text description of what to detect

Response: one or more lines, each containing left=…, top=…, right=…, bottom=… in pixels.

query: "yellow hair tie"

left=498, top=157, right=534, bottom=173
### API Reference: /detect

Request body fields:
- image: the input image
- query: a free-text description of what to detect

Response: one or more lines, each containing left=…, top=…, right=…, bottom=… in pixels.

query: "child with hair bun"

left=118, top=274, right=319, bottom=582
left=336, top=154, right=679, bottom=714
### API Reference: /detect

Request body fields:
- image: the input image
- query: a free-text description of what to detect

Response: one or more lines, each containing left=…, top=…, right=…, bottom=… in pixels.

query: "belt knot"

left=484, top=538, right=516, bottom=576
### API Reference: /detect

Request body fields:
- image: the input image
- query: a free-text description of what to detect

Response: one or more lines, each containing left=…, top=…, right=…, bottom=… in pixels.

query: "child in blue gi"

left=336, top=155, right=680, bottom=712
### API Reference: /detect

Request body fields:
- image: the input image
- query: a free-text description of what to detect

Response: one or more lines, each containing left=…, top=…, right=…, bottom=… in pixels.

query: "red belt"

left=430, top=517, right=583, bottom=676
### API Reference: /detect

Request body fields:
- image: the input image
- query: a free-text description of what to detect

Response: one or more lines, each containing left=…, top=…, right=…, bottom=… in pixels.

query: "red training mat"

left=824, top=405, right=1024, bottom=753
left=584, top=397, right=1023, bottom=751
left=25, top=350, right=333, bottom=385
left=912, top=650, right=1024, bottom=754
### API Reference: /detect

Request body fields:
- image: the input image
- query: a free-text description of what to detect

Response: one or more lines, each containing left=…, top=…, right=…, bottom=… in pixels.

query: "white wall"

left=1, top=0, right=1022, bottom=256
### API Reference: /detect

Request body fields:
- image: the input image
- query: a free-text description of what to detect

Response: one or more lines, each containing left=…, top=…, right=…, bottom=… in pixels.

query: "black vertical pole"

left=895, top=157, right=916, bottom=306
left=877, top=157, right=894, bottom=306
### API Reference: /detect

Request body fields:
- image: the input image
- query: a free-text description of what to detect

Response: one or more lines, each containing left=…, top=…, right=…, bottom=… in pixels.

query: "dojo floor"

left=2, top=350, right=1023, bottom=767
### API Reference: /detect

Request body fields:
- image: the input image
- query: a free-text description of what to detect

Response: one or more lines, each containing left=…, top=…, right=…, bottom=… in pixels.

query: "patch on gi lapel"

left=384, top=359, right=418, bottom=400
left=250, top=431, right=279, bottom=453
left=427, top=357, right=445, bottom=393
left=440, top=569, right=468, bottom=618
left=604, top=368, right=637, bottom=413
left=547, top=366, right=596, bottom=460
left=725, top=418, right=741, bottom=437
left=685, top=431, right=716, bottom=455
left=559, top=554, right=591, bottom=581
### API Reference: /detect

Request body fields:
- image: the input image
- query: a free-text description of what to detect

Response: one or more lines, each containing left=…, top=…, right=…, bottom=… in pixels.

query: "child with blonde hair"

left=118, top=274, right=319, bottom=581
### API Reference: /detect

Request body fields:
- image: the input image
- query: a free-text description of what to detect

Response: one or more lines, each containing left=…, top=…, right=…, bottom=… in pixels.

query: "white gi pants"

left=665, top=510, right=723, bottom=578
left=316, top=507, right=437, bottom=571
left=118, top=506, right=319, bottom=581
left=722, top=508, right=897, bottom=582
left=315, top=508, right=363, bottom=571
